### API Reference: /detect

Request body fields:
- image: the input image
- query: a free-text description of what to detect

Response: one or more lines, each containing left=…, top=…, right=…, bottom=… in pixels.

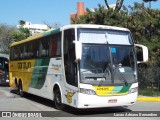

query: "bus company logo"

left=18, top=62, right=31, bottom=70
left=52, top=64, right=61, bottom=71
left=65, top=90, right=76, bottom=104
left=96, top=87, right=109, bottom=91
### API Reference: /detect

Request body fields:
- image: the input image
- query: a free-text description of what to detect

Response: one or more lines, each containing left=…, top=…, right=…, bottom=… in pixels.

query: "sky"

left=0, top=0, right=160, bottom=26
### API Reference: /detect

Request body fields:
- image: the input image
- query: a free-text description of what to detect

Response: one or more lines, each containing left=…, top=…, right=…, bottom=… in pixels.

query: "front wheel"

left=54, top=89, right=65, bottom=110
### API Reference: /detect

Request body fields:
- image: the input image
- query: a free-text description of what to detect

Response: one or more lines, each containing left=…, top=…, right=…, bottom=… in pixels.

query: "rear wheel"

left=18, top=81, right=24, bottom=97
left=15, top=79, right=20, bottom=95
left=54, top=88, right=65, bottom=110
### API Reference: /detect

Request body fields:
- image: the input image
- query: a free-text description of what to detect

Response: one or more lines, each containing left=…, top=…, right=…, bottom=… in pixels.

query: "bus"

left=0, top=54, right=9, bottom=85
left=9, top=24, right=148, bottom=110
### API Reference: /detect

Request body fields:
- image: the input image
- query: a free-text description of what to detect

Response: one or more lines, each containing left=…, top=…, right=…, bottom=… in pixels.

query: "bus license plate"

left=6, top=80, right=9, bottom=82
left=108, top=99, right=117, bottom=103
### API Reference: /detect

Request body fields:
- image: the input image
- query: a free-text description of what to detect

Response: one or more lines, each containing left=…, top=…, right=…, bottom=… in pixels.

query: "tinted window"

left=12, top=45, right=24, bottom=60
left=50, top=33, right=61, bottom=57
left=40, top=39, right=49, bottom=57
left=63, top=29, right=77, bottom=87
left=24, top=42, right=32, bottom=59
left=31, top=40, right=39, bottom=58
left=10, top=47, right=14, bottom=60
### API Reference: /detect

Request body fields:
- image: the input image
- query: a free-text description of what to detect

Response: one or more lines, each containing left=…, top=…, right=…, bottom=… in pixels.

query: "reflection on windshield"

left=80, top=45, right=137, bottom=85
left=80, top=45, right=112, bottom=83
left=0, top=58, right=8, bottom=71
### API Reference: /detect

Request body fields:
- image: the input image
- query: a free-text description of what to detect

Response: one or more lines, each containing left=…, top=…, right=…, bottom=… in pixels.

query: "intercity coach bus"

left=0, top=54, right=9, bottom=85
left=9, top=24, right=148, bottom=110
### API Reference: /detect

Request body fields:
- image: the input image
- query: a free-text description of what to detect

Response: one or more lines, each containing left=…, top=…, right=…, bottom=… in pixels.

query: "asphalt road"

left=0, top=86, right=160, bottom=119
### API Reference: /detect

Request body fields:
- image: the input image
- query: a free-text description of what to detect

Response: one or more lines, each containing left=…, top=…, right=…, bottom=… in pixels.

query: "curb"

left=137, top=97, right=160, bottom=102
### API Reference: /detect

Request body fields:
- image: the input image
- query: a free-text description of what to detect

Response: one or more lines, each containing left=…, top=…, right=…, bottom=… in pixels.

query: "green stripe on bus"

left=119, top=85, right=131, bottom=93
left=43, top=28, right=60, bottom=37
left=112, top=86, right=123, bottom=92
left=30, top=58, right=50, bottom=89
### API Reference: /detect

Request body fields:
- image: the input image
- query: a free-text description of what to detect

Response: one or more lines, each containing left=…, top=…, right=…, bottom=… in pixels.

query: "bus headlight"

left=128, top=87, right=138, bottom=94
left=79, top=88, right=96, bottom=95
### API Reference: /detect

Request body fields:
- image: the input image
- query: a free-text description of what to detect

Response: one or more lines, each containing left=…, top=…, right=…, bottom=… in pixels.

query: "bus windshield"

left=80, top=44, right=137, bottom=86
left=0, top=57, right=8, bottom=71
left=0, top=56, right=9, bottom=85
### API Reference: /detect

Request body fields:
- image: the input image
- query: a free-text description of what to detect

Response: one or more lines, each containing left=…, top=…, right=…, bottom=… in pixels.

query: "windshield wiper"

left=114, top=65, right=128, bottom=86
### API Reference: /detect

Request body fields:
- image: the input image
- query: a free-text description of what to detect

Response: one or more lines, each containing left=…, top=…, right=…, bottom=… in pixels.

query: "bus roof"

left=61, top=24, right=130, bottom=32
left=10, top=24, right=130, bottom=47
left=0, top=54, right=9, bottom=59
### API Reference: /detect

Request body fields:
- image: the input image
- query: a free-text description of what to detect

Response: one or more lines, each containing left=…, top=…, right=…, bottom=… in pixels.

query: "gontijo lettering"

left=18, top=62, right=31, bottom=69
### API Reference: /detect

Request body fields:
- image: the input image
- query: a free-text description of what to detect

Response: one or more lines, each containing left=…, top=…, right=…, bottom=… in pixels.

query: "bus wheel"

left=15, top=79, right=20, bottom=95
left=54, top=89, right=65, bottom=110
left=18, top=81, right=24, bottom=97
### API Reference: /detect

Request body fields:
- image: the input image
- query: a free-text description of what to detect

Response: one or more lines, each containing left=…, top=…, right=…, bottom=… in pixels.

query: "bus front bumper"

left=0, top=75, right=9, bottom=85
left=77, top=92, right=137, bottom=109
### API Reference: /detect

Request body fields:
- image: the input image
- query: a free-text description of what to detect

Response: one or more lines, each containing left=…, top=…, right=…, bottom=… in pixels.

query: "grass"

left=139, top=88, right=160, bottom=97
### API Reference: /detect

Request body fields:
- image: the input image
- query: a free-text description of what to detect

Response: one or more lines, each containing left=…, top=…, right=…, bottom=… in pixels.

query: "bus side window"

left=5, top=60, right=9, bottom=72
left=40, top=39, right=49, bottom=57
left=10, top=47, right=14, bottom=60
left=50, top=33, right=61, bottom=57
left=0, top=59, right=3, bottom=69
left=24, top=42, right=32, bottom=59
left=14, top=46, right=20, bottom=60
left=19, top=44, right=24, bottom=59
left=31, top=40, right=39, bottom=58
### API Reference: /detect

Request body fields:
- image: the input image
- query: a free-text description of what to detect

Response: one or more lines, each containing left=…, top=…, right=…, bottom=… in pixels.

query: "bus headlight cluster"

left=79, top=88, right=96, bottom=95
left=128, top=87, right=138, bottom=94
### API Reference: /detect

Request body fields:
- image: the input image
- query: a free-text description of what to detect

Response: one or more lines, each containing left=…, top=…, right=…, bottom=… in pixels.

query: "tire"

left=18, top=81, right=24, bottom=97
left=54, top=88, right=65, bottom=110
left=15, top=80, right=20, bottom=95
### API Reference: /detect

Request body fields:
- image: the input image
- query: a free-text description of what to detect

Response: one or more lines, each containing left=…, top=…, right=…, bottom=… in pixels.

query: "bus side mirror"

left=74, top=41, right=82, bottom=60
left=134, top=44, right=148, bottom=64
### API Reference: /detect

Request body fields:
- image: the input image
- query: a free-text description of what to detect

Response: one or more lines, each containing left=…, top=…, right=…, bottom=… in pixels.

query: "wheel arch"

left=53, top=83, right=64, bottom=103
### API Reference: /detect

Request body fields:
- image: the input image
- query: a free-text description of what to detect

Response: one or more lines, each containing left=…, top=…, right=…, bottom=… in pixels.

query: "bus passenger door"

left=63, top=29, right=78, bottom=107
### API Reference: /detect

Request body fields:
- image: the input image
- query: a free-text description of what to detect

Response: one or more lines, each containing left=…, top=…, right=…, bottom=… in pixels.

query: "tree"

left=0, top=24, right=16, bottom=54
left=43, top=21, right=62, bottom=29
left=13, top=20, right=31, bottom=41
left=19, top=20, right=26, bottom=26
left=73, top=2, right=160, bottom=90
left=73, top=2, right=160, bottom=65
left=143, top=0, right=158, bottom=8
left=104, top=0, right=124, bottom=12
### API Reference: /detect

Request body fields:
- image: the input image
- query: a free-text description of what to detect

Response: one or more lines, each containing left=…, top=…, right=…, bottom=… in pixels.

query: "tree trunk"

left=104, top=0, right=110, bottom=9
left=104, top=0, right=124, bottom=12
left=115, top=0, right=124, bottom=11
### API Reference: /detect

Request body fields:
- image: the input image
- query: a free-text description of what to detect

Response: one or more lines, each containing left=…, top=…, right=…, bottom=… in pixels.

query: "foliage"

left=143, top=0, right=158, bottom=8
left=12, top=20, right=31, bottom=41
left=19, top=20, right=26, bottom=26
left=0, top=24, right=16, bottom=54
left=73, top=2, right=160, bottom=65
left=12, top=28, right=31, bottom=41
left=139, top=88, right=160, bottom=96
left=43, top=21, right=62, bottom=29
left=0, top=20, right=31, bottom=53
left=138, top=64, right=160, bottom=90
left=143, top=0, right=158, bottom=2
